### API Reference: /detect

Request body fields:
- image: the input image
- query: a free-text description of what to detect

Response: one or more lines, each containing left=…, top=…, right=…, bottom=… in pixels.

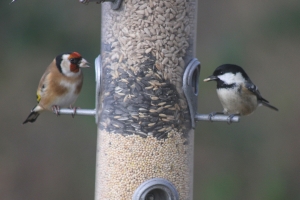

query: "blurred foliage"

left=1, top=0, right=300, bottom=200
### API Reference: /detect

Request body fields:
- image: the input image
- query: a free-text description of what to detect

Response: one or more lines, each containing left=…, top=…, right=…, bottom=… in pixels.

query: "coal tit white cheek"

left=204, top=64, right=278, bottom=121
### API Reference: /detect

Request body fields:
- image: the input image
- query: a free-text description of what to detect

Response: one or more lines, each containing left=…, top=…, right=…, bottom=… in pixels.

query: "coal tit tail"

left=261, top=100, right=279, bottom=111
left=259, top=95, right=278, bottom=111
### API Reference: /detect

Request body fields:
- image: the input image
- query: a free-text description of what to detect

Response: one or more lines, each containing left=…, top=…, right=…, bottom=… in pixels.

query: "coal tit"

left=204, top=64, right=278, bottom=122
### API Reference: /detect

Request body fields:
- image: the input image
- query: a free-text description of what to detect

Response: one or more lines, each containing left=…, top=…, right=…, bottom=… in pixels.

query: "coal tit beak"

left=203, top=75, right=218, bottom=82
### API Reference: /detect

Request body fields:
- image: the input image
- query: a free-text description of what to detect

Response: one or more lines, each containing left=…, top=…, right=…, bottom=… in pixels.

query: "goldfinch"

left=23, top=52, right=89, bottom=124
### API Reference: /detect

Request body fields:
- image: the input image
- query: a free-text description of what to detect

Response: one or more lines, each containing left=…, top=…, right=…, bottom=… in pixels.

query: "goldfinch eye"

left=70, top=58, right=80, bottom=64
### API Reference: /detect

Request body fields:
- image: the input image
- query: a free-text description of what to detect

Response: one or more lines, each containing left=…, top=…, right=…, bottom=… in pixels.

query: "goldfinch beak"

left=203, top=75, right=218, bottom=82
left=79, top=58, right=90, bottom=68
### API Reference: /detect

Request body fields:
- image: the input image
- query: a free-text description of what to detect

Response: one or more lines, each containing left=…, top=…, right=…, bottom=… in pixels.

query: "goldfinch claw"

left=52, top=105, right=60, bottom=116
left=69, top=105, right=80, bottom=118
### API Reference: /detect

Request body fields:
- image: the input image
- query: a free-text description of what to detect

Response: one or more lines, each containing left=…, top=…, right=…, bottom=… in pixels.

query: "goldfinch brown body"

left=23, top=52, right=89, bottom=124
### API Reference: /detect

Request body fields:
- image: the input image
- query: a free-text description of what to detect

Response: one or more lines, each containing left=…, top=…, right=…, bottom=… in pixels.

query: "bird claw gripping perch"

left=207, top=112, right=238, bottom=124
left=52, top=105, right=61, bottom=116
left=208, top=112, right=223, bottom=122
left=69, top=105, right=80, bottom=118
left=226, top=114, right=240, bottom=124
left=182, top=58, right=240, bottom=128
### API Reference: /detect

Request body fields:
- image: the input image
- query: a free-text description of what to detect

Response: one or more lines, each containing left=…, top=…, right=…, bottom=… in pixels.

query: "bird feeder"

left=58, top=1, right=238, bottom=199
left=94, top=1, right=198, bottom=199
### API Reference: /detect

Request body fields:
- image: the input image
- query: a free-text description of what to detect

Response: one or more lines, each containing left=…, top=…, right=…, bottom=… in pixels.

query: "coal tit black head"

left=204, top=64, right=251, bottom=89
left=213, top=64, right=249, bottom=79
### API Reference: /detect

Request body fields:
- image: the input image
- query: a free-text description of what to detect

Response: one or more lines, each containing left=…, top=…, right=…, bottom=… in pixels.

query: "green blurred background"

left=1, top=0, right=299, bottom=199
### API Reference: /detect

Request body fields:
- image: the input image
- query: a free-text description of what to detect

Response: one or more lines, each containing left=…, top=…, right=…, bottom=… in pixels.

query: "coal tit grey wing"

left=245, top=80, right=279, bottom=111
left=244, top=80, right=269, bottom=102
left=245, top=80, right=269, bottom=103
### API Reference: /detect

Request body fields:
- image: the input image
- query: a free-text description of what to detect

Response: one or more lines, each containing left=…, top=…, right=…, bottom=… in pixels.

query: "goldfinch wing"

left=36, top=63, right=54, bottom=103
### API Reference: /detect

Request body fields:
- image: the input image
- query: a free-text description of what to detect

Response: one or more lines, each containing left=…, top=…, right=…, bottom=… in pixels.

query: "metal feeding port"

left=182, top=58, right=200, bottom=128
left=132, top=178, right=179, bottom=200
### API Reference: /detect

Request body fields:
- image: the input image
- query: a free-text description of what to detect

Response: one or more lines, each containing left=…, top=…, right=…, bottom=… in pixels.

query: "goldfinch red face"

left=57, top=52, right=89, bottom=77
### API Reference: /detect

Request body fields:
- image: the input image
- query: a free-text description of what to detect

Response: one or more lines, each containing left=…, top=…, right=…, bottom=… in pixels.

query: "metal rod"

left=195, top=114, right=240, bottom=123
left=53, top=108, right=96, bottom=116
left=79, top=0, right=101, bottom=4
left=79, top=0, right=122, bottom=10
left=9, top=0, right=17, bottom=4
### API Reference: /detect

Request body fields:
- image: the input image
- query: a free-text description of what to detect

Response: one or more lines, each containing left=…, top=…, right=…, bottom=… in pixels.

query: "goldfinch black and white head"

left=204, top=64, right=278, bottom=117
left=57, top=52, right=89, bottom=77
left=23, top=52, right=89, bottom=124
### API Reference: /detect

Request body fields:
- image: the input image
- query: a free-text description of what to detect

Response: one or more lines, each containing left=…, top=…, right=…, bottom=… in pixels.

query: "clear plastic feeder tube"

left=95, top=1, right=197, bottom=199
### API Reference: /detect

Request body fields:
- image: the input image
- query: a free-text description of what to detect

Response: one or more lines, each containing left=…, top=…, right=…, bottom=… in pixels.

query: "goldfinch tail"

left=23, top=111, right=40, bottom=124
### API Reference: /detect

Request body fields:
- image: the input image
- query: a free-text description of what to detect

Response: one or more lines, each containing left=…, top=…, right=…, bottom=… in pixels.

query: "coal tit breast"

left=204, top=64, right=278, bottom=117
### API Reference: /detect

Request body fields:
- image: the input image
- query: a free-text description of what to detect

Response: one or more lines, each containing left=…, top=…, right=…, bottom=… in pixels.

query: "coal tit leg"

left=208, top=112, right=224, bottom=121
left=227, top=114, right=240, bottom=124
